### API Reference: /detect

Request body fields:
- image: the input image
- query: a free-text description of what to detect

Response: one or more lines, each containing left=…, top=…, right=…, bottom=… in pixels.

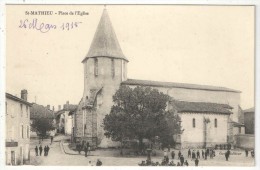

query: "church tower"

left=75, top=8, right=128, bottom=148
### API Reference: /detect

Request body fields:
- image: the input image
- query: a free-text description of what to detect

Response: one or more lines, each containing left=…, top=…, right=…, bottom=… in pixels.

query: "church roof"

left=82, top=9, right=128, bottom=63
left=170, top=100, right=233, bottom=114
left=121, top=79, right=240, bottom=93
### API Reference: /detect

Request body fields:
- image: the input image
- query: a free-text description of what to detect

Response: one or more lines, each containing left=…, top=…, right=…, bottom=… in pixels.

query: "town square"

left=4, top=4, right=255, bottom=166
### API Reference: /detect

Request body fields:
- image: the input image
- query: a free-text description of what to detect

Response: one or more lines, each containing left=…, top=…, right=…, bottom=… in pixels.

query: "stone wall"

left=234, top=134, right=255, bottom=149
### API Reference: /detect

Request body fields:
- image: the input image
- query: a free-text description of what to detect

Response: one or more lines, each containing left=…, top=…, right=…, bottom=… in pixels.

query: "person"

left=165, top=156, right=169, bottom=164
left=204, top=150, right=207, bottom=160
left=177, top=162, right=180, bottom=166
left=195, top=158, right=199, bottom=166
left=44, top=146, right=47, bottom=156
left=251, top=150, right=254, bottom=158
left=96, top=159, right=102, bottom=166
left=184, top=160, right=189, bottom=166
left=196, top=150, right=200, bottom=159
left=245, top=149, right=248, bottom=157
left=50, top=136, right=54, bottom=144
left=171, top=150, right=175, bottom=159
left=88, top=161, right=93, bottom=166
left=87, top=142, right=91, bottom=155
left=46, top=145, right=50, bottom=156
left=225, top=150, right=230, bottom=161
left=76, top=144, right=81, bottom=154
left=164, top=150, right=167, bottom=159
left=178, top=151, right=181, bottom=159
left=35, top=146, right=38, bottom=156
left=84, top=145, right=88, bottom=157
left=202, top=150, right=205, bottom=159
left=192, top=150, right=196, bottom=160
left=188, top=149, right=191, bottom=158
left=180, top=155, right=184, bottom=166
left=39, top=145, right=43, bottom=156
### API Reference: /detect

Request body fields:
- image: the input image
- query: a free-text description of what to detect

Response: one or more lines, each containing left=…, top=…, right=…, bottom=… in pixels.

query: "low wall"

left=234, top=134, right=255, bottom=149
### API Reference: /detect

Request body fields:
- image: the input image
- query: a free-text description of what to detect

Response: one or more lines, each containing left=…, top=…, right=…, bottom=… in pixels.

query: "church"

left=73, top=9, right=244, bottom=149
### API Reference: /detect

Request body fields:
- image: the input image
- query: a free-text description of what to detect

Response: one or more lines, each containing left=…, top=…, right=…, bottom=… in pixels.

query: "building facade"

left=243, top=107, right=254, bottom=134
left=55, top=101, right=77, bottom=135
left=74, top=9, right=243, bottom=149
left=6, top=90, right=31, bottom=165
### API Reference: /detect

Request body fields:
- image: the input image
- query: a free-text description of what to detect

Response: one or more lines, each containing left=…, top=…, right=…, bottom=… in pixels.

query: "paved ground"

left=29, top=135, right=255, bottom=166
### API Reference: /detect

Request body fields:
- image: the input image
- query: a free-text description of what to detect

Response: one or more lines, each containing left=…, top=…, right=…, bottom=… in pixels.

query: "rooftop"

left=82, top=9, right=128, bottom=63
left=6, top=93, right=32, bottom=106
left=170, top=100, right=233, bottom=114
left=122, top=79, right=240, bottom=93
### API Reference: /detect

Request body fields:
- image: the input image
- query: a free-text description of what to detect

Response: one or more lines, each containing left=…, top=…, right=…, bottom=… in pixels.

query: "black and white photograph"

left=1, top=2, right=257, bottom=167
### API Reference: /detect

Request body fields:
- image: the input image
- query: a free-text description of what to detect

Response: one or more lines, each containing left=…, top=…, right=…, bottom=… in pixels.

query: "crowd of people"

left=35, top=145, right=50, bottom=156
left=138, top=147, right=234, bottom=166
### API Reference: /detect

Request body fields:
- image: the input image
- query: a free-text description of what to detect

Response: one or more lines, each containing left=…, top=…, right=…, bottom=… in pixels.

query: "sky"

left=5, top=5, right=254, bottom=110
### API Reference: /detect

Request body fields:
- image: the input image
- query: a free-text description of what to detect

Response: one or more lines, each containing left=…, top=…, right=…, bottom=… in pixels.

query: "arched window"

left=193, top=118, right=196, bottom=128
left=215, top=118, right=217, bottom=128
left=94, top=58, right=98, bottom=76
left=111, top=59, right=115, bottom=78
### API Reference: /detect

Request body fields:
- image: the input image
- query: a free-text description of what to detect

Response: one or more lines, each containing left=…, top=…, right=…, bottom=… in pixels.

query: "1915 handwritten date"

left=19, top=18, right=82, bottom=33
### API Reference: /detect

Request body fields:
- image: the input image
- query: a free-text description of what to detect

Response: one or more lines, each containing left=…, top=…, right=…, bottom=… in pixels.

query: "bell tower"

left=76, top=8, right=128, bottom=148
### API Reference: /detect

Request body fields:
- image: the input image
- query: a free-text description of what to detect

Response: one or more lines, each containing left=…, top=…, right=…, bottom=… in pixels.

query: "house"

left=5, top=90, right=32, bottom=165
left=243, top=107, right=254, bottom=134
left=55, top=101, right=77, bottom=135
left=73, top=9, right=244, bottom=148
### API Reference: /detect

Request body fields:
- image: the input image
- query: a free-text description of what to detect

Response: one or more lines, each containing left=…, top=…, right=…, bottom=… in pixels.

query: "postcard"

left=3, top=3, right=256, bottom=167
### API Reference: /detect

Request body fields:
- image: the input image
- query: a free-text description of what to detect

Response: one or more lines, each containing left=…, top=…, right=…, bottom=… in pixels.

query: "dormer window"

left=94, top=58, right=98, bottom=76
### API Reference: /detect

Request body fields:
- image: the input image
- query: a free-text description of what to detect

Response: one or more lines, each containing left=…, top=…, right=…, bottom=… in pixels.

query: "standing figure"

left=35, top=146, right=38, bottom=156
left=39, top=145, right=43, bottom=156
left=202, top=150, right=205, bottom=159
left=84, top=145, right=88, bottom=157
left=188, top=149, right=191, bottom=158
left=44, top=146, right=47, bottom=156
left=180, top=155, right=184, bottom=166
left=196, top=150, right=200, bottom=159
left=164, top=150, right=168, bottom=159
left=178, top=151, right=181, bottom=159
left=50, top=136, right=54, bottom=144
left=171, top=151, right=175, bottom=159
left=204, top=150, right=207, bottom=160
left=245, top=149, right=248, bottom=157
left=195, top=158, right=199, bottom=166
left=46, top=145, right=50, bottom=156
left=192, top=150, right=196, bottom=160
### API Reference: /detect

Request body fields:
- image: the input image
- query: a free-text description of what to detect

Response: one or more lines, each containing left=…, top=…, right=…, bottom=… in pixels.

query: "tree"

left=31, top=117, right=55, bottom=140
left=103, top=85, right=182, bottom=151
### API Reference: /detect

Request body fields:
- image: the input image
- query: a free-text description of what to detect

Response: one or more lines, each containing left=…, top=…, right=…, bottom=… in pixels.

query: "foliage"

left=31, top=117, right=55, bottom=138
left=103, top=85, right=182, bottom=150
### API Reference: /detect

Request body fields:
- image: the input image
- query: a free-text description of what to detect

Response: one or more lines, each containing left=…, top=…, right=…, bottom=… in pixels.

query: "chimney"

left=58, top=105, right=61, bottom=110
left=21, top=89, right=28, bottom=101
left=52, top=106, right=55, bottom=111
left=47, top=105, right=50, bottom=110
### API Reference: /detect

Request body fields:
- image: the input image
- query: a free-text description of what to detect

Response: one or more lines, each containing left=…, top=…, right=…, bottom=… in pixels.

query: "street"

left=29, top=135, right=254, bottom=166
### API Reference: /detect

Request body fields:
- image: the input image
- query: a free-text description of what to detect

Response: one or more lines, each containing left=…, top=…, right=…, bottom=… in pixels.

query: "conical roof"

left=82, top=9, right=128, bottom=62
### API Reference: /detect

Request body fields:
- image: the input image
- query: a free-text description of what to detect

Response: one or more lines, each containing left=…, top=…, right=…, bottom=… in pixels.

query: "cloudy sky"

left=6, top=5, right=254, bottom=110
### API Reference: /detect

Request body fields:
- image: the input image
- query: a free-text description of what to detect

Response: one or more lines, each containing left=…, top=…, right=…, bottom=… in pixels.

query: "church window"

left=111, top=59, right=115, bottom=78
left=214, top=119, right=217, bottom=128
left=192, top=118, right=196, bottom=128
left=94, top=58, right=98, bottom=76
